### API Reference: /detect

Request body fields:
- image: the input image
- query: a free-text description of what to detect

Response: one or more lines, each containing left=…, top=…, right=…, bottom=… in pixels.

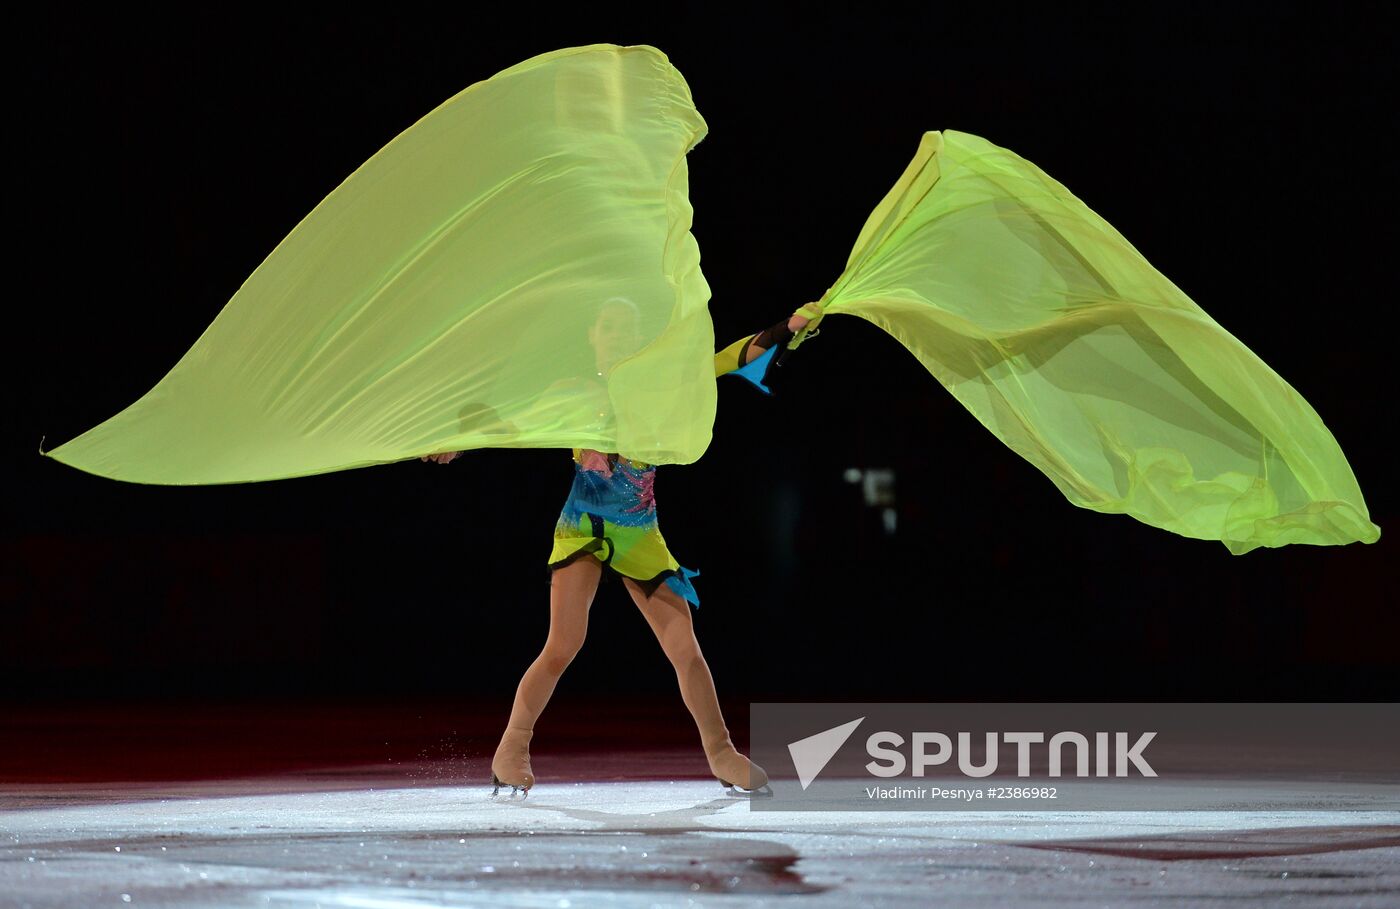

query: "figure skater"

left=424, top=298, right=823, bottom=797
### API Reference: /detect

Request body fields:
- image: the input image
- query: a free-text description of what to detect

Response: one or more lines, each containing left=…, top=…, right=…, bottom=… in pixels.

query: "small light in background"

left=844, top=467, right=898, bottom=535
left=862, top=468, right=895, bottom=508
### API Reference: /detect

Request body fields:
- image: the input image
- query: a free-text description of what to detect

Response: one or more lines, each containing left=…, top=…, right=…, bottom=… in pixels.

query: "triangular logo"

left=789, top=717, right=865, bottom=790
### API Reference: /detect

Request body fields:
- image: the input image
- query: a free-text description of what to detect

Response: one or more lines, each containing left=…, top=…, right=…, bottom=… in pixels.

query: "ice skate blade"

left=490, top=772, right=530, bottom=799
left=719, top=779, right=774, bottom=798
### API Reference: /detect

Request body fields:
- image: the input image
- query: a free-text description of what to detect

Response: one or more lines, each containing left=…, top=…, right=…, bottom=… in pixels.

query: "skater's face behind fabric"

left=588, top=296, right=643, bottom=375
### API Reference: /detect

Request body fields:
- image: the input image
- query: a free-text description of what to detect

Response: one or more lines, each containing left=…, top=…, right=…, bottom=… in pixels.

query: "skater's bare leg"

left=621, top=576, right=768, bottom=790
left=621, top=577, right=726, bottom=741
left=493, top=553, right=602, bottom=792
left=506, top=553, right=601, bottom=729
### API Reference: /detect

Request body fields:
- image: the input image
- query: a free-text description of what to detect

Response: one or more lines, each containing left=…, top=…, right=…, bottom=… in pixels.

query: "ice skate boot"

left=490, top=725, right=534, bottom=798
left=704, top=734, right=773, bottom=797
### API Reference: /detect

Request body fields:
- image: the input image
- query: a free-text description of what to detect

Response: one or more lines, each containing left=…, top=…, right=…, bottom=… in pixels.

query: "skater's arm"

left=713, top=305, right=820, bottom=377
left=747, top=309, right=815, bottom=359
left=430, top=312, right=816, bottom=461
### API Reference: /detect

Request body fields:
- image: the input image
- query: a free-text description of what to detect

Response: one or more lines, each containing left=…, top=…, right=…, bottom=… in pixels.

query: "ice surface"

left=4, top=767, right=1399, bottom=908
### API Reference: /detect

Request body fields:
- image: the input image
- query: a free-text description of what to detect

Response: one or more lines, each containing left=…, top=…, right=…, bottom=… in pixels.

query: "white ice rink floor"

left=4, top=767, right=1399, bottom=908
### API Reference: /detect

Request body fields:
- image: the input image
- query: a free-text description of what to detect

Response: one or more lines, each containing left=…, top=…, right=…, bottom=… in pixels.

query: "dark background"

left=8, top=4, right=1395, bottom=711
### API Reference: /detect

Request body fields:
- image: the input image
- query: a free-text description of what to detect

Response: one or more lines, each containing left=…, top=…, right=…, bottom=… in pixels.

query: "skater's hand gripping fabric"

left=789, top=301, right=823, bottom=333
left=421, top=451, right=462, bottom=464
left=786, top=301, right=824, bottom=351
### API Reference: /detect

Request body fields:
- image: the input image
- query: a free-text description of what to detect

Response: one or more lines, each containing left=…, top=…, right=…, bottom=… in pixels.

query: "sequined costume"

left=547, top=321, right=793, bottom=608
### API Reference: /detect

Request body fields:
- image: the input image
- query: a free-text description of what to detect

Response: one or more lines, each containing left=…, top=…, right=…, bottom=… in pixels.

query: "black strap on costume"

left=740, top=317, right=796, bottom=366
left=752, top=317, right=795, bottom=351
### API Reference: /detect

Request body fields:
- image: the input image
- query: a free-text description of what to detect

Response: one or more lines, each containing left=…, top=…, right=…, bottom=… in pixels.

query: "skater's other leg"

left=621, top=577, right=769, bottom=791
left=493, top=552, right=602, bottom=794
left=507, top=553, right=601, bottom=728
left=621, top=577, right=724, bottom=742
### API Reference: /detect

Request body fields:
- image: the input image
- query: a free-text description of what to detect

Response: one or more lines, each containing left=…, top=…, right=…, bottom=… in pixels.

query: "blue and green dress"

left=547, top=329, right=787, bottom=609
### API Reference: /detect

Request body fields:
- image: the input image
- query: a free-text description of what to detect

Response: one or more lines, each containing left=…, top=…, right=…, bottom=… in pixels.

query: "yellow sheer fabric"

left=569, top=331, right=776, bottom=470
left=39, top=42, right=1379, bottom=555
left=813, top=130, right=1379, bottom=553
left=43, top=44, right=716, bottom=484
